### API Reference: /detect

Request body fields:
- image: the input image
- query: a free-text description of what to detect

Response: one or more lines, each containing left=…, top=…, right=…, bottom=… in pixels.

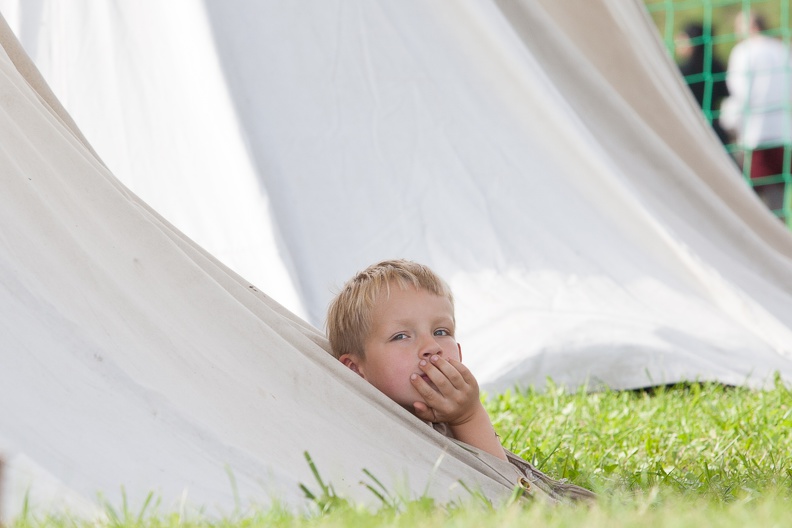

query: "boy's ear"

left=339, top=354, right=364, bottom=378
left=457, top=343, right=463, bottom=362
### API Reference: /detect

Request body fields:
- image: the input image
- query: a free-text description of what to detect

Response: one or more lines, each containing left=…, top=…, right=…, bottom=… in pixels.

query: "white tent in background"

left=3, top=0, right=792, bottom=393
left=2, top=0, right=792, bottom=519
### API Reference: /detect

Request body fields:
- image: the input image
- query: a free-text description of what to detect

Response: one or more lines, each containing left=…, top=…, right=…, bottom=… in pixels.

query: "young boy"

left=326, top=259, right=596, bottom=502
left=326, top=258, right=506, bottom=461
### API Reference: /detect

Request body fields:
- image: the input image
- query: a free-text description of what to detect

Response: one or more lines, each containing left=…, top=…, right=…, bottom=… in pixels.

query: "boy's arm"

left=411, top=355, right=507, bottom=461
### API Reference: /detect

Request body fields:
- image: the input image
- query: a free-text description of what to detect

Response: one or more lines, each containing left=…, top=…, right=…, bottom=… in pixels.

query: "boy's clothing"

left=431, top=422, right=596, bottom=503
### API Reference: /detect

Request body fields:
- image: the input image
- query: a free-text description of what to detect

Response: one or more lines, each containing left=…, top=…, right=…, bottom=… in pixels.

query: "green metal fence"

left=644, top=0, right=792, bottom=227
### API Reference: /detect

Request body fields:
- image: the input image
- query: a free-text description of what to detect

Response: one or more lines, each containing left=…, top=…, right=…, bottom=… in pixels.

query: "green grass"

left=490, top=379, right=792, bottom=499
left=10, top=379, right=792, bottom=527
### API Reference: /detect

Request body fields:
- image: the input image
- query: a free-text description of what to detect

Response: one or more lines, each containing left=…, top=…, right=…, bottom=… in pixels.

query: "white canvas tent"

left=0, top=11, right=542, bottom=521
left=2, top=0, right=792, bottom=520
left=3, top=0, right=792, bottom=393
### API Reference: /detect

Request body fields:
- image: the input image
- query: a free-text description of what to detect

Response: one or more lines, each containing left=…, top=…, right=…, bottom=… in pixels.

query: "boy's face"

left=341, top=284, right=461, bottom=411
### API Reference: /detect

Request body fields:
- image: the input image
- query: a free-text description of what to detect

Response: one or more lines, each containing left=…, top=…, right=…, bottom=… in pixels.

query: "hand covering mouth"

left=420, top=374, right=438, bottom=390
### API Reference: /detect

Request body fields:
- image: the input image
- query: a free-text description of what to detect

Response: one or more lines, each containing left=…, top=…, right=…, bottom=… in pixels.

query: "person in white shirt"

left=720, top=10, right=792, bottom=218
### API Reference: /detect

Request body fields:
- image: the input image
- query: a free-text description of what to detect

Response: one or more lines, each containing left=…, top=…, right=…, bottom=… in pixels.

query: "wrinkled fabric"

left=1, top=0, right=792, bottom=519
left=0, top=12, right=533, bottom=520
left=1, top=1, right=792, bottom=395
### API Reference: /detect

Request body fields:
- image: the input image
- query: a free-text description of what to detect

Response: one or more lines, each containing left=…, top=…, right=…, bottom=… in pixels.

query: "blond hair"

left=326, top=259, right=454, bottom=359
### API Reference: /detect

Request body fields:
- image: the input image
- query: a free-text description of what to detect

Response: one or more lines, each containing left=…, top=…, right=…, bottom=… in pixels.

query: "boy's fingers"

left=412, top=401, right=437, bottom=422
left=423, top=355, right=466, bottom=391
left=433, top=356, right=478, bottom=390
left=445, top=357, right=477, bottom=387
left=418, top=360, right=455, bottom=396
left=411, top=371, right=459, bottom=418
left=411, top=372, right=443, bottom=404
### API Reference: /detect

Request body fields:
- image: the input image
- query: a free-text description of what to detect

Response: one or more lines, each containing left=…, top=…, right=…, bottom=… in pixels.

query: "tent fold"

left=0, top=11, right=536, bottom=519
left=3, top=0, right=792, bottom=519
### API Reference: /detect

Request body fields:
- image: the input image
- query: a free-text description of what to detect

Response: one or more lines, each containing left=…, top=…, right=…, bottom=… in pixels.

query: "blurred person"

left=675, top=22, right=730, bottom=145
left=720, top=10, right=792, bottom=218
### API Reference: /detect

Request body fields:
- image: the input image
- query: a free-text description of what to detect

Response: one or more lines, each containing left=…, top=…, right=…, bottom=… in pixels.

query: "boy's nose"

left=419, top=336, right=442, bottom=358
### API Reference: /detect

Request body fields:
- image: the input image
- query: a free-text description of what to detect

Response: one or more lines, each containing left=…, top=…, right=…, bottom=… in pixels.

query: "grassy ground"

left=13, top=379, right=792, bottom=527
left=491, top=379, right=792, bottom=499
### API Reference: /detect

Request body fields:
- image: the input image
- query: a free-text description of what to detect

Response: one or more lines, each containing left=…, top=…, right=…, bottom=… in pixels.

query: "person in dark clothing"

left=676, top=22, right=731, bottom=145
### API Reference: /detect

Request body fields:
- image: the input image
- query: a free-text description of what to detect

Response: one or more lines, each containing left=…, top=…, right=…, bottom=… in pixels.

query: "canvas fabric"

left=0, top=12, right=538, bottom=520
left=1, top=0, right=792, bottom=518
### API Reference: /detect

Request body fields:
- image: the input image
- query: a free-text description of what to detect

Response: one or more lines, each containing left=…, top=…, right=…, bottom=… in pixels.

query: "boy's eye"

left=434, top=329, right=451, bottom=337
left=392, top=333, right=408, bottom=341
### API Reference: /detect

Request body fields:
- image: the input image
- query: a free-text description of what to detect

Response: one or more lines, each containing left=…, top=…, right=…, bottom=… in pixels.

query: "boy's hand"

left=410, top=355, right=482, bottom=426
left=411, top=354, right=508, bottom=462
